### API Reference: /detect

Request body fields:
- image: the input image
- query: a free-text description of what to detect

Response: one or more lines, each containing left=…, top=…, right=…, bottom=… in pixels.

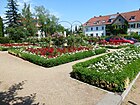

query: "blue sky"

left=0, top=0, right=140, bottom=27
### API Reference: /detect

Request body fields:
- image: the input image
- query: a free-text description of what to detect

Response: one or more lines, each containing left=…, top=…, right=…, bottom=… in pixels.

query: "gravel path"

left=0, top=51, right=109, bottom=105
left=121, top=75, right=140, bottom=105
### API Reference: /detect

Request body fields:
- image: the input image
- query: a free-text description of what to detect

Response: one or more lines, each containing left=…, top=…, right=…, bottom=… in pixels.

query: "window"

left=96, top=27, right=98, bottom=30
left=96, top=33, right=98, bottom=36
left=93, top=22, right=97, bottom=24
left=130, top=24, right=135, bottom=28
left=86, top=28, right=88, bottom=31
left=118, top=25, right=121, bottom=28
left=119, top=19, right=121, bottom=21
left=102, top=26, right=104, bottom=30
left=108, top=19, right=112, bottom=22
left=137, top=23, right=140, bottom=28
left=91, top=27, right=93, bottom=31
left=90, top=34, right=93, bottom=36
left=129, top=16, right=135, bottom=20
left=102, top=20, right=106, bottom=23
left=102, top=33, right=104, bottom=36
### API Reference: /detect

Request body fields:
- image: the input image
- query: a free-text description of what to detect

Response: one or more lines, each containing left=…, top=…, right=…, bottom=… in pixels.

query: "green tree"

left=5, top=0, right=23, bottom=41
left=35, top=6, right=64, bottom=36
left=21, top=3, right=37, bottom=37
left=0, top=16, right=4, bottom=37
left=34, top=6, right=50, bottom=37
left=5, top=0, right=20, bottom=27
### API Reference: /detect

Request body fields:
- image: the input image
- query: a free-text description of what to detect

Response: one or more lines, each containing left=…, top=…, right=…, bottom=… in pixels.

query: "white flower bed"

left=88, top=47, right=140, bottom=74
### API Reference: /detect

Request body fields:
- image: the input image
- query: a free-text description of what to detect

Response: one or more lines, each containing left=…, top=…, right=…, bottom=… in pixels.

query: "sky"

left=0, top=0, right=140, bottom=28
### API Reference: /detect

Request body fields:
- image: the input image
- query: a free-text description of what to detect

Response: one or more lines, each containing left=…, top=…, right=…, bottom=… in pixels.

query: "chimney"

left=117, top=12, right=119, bottom=14
left=94, top=16, right=96, bottom=18
left=99, top=15, right=102, bottom=17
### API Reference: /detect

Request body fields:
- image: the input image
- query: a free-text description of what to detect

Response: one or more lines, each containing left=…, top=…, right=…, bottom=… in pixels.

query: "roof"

left=121, top=10, right=140, bottom=23
left=84, top=10, right=140, bottom=27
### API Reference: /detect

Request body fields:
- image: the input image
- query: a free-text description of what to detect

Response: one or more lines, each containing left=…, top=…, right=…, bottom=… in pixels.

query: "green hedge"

left=0, top=37, right=10, bottom=44
left=71, top=47, right=140, bottom=92
left=101, top=45, right=131, bottom=49
left=0, top=46, right=9, bottom=51
left=8, top=48, right=106, bottom=67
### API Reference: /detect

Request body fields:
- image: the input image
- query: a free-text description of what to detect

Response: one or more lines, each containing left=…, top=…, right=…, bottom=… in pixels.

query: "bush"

left=71, top=47, right=140, bottom=92
left=101, top=45, right=131, bottom=49
left=0, top=46, right=9, bottom=51
left=8, top=48, right=106, bottom=67
left=0, top=37, right=10, bottom=44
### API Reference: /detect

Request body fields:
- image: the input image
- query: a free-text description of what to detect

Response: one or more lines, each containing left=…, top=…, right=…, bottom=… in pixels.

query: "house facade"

left=83, top=9, right=140, bottom=36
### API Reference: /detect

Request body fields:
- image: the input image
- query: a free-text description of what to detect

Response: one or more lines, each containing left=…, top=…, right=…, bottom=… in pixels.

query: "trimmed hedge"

left=8, top=48, right=106, bottom=67
left=0, top=37, right=10, bottom=44
left=101, top=45, right=131, bottom=49
left=71, top=47, right=140, bottom=92
left=0, top=46, right=9, bottom=51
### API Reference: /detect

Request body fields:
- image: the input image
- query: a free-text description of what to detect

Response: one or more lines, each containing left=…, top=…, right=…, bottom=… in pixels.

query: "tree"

left=21, top=3, right=37, bottom=37
left=5, top=0, right=24, bottom=41
left=34, top=6, right=50, bottom=37
left=5, top=0, right=20, bottom=27
left=34, top=6, right=63, bottom=36
left=0, top=17, right=4, bottom=37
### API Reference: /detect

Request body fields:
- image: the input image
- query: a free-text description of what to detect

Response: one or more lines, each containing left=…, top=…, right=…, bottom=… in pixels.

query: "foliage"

left=52, top=35, right=66, bottom=47
left=5, top=0, right=20, bottom=27
left=106, top=22, right=128, bottom=35
left=6, top=26, right=27, bottom=41
left=71, top=46, right=140, bottom=92
left=21, top=3, right=37, bottom=37
left=101, top=44, right=131, bottom=49
left=8, top=48, right=106, bottom=67
left=0, top=37, right=10, bottom=44
left=0, top=17, right=4, bottom=37
left=66, top=35, right=86, bottom=47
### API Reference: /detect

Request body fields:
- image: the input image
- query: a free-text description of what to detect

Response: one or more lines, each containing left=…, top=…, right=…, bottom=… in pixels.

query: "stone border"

left=96, top=72, right=140, bottom=105
left=121, top=72, right=140, bottom=100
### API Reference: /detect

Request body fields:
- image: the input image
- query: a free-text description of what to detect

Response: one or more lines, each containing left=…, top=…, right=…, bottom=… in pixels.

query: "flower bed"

left=8, top=47, right=106, bottom=67
left=71, top=46, right=140, bottom=92
left=0, top=43, right=37, bottom=51
left=100, top=44, right=131, bottom=49
left=25, top=47, right=93, bottom=58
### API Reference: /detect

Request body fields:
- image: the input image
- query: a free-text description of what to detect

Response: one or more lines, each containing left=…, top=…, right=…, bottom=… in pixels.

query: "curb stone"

left=96, top=93, right=122, bottom=105
left=96, top=72, right=140, bottom=105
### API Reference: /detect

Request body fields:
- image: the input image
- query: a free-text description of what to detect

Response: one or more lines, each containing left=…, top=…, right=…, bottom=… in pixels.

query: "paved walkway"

left=0, top=51, right=111, bottom=105
left=121, top=75, right=140, bottom=105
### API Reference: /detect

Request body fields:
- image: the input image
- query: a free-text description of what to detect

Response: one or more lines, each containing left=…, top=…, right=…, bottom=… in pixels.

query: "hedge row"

left=8, top=48, right=106, bottom=67
left=0, top=46, right=9, bottom=51
left=101, top=45, right=131, bottom=49
left=71, top=47, right=140, bottom=92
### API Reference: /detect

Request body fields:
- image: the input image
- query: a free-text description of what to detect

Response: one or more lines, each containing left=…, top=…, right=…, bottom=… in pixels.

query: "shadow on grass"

left=0, top=81, right=43, bottom=105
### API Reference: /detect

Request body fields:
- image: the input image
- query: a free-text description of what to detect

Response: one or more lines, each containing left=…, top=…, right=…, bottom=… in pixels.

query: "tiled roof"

left=121, top=10, right=140, bottom=22
left=84, top=10, right=140, bottom=26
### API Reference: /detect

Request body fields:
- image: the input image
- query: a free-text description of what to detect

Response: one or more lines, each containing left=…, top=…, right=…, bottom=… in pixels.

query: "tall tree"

left=34, top=6, right=62, bottom=36
left=0, top=17, right=4, bottom=37
left=4, top=0, right=24, bottom=41
left=34, top=6, right=50, bottom=37
left=5, top=0, right=20, bottom=27
left=21, top=3, right=37, bottom=37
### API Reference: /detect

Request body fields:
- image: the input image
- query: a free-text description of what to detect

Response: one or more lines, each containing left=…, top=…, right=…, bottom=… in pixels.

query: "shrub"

left=0, top=37, right=10, bottom=44
left=71, top=46, right=140, bottom=92
left=8, top=48, right=106, bottom=67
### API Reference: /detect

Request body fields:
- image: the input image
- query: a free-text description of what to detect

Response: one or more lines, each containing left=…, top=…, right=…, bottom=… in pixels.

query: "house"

left=83, top=9, right=140, bottom=36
